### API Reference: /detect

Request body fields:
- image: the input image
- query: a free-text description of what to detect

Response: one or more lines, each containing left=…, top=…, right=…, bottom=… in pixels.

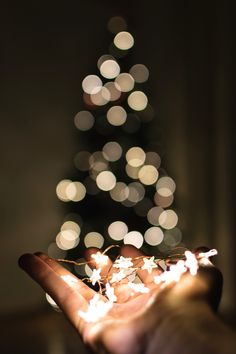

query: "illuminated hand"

left=19, top=246, right=233, bottom=354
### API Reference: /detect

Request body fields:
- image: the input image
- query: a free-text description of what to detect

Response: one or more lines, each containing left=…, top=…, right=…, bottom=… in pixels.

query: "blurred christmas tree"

left=48, top=17, right=182, bottom=278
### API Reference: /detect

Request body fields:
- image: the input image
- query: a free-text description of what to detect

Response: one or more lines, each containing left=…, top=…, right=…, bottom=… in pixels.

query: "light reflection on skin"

left=54, top=249, right=217, bottom=324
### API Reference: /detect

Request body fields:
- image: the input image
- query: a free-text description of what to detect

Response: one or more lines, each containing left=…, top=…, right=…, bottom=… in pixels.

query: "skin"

left=19, top=246, right=235, bottom=354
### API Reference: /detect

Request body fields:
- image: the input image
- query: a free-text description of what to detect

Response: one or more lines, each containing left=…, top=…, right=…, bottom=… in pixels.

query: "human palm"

left=19, top=245, right=222, bottom=354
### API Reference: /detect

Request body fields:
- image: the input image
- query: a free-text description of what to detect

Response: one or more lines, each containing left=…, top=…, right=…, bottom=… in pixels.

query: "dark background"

left=0, top=1, right=235, bottom=353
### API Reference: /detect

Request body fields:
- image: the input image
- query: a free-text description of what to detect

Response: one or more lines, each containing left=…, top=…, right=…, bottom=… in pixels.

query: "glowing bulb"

left=159, top=209, right=178, bottom=229
left=107, top=106, right=127, bottom=126
left=147, top=206, right=164, bottom=226
left=90, top=86, right=110, bottom=106
left=56, top=179, right=72, bottom=202
left=108, top=221, right=128, bottom=240
left=110, top=182, right=129, bottom=202
left=144, top=227, right=164, bottom=246
left=114, top=31, right=134, bottom=50
left=100, top=60, right=120, bottom=79
left=104, top=82, right=121, bottom=101
left=126, top=147, right=146, bottom=167
left=123, top=231, right=143, bottom=249
left=102, top=141, right=122, bottom=162
left=128, top=91, right=148, bottom=111
left=115, top=73, right=134, bottom=92
left=65, top=181, right=86, bottom=202
left=138, top=165, right=159, bottom=185
left=82, top=75, right=102, bottom=94
left=96, top=171, right=116, bottom=191
left=84, top=232, right=104, bottom=248
left=156, top=177, right=176, bottom=197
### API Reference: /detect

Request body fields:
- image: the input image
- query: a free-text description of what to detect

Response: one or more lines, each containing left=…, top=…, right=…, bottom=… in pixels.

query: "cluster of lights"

left=53, top=16, right=181, bottom=261
left=49, top=248, right=218, bottom=323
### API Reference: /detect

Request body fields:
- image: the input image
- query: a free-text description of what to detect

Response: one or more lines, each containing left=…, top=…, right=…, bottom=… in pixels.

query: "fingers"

left=18, top=253, right=92, bottom=331
left=34, top=252, right=97, bottom=301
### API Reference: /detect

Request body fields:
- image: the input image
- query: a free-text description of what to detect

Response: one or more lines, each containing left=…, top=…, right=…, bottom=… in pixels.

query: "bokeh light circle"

left=107, top=106, right=127, bottom=126
left=96, top=171, right=116, bottom=191
left=124, top=231, right=143, bottom=249
left=108, top=221, right=128, bottom=240
left=100, top=60, right=120, bottom=79
left=129, top=64, right=149, bottom=83
left=138, top=165, right=159, bottom=185
left=128, top=91, right=148, bottom=111
left=82, top=75, right=102, bottom=94
left=114, top=31, right=134, bottom=50
left=158, top=209, right=178, bottom=230
left=84, top=232, right=104, bottom=248
left=115, top=73, right=134, bottom=92
left=144, top=227, right=164, bottom=246
left=74, top=111, right=94, bottom=131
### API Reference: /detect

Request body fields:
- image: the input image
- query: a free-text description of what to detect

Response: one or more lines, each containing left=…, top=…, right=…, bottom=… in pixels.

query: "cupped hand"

left=19, top=246, right=223, bottom=354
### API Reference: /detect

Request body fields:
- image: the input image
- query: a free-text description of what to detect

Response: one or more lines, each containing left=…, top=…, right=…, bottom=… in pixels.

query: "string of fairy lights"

left=47, top=16, right=183, bottom=281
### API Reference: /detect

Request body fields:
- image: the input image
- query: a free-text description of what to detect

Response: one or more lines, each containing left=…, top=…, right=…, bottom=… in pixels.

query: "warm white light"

left=129, top=64, right=149, bottom=83
left=61, top=220, right=80, bottom=234
left=100, top=60, right=120, bottom=79
left=126, top=147, right=146, bottom=167
left=115, top=73, right=134, bottom=92
left=107, top=106, right=127, bottom=126
left=104, top=82, right=121, bottom=101
left=108, top=221, right=128, bottom=240
left=91, top=252, right=109, bottom=266
left=156, top=177, right=176, bottom=197
left=56, top=231, right=79, bottom=250
left=90, top=86, right=110, bottom=106
left=125, top=164, right=140, bottom=179
left=123, top=231, right=143, bottom=248
left=56, top=179, right=72, bottom=202
left=159, top=209, right=178, bottom=229
left=147, top=206, right=164, bottom=226
left=127, top=182, right=145, bottom=203
left=109, top=182, right=129, bottom=202
left=82, top=75, right=102, bottom=94
left=128, top=91, right=148, bottom=111
left=138, top=165, right=159, bottom=185
left=102, top=141, right=122, bottom=162
left=114, top=31, right=134, bottom=50
left=144, top=227, right=164, bottom=246
left=97, top=54, right=114, bottom=69
left=96, top=171, right=116, bottom=191
left=84, top=232, right=104, bottom=248
left=74, top=110, right=94, bottom=131
left=65, top=181, right=86, bottom=202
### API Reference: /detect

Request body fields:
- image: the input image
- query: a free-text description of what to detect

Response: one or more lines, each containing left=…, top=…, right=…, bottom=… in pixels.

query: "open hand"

left=19, top=246, right=227, bottom=354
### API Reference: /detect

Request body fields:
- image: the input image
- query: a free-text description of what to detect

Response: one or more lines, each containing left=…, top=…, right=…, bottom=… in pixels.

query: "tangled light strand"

left=56, top=247, right=218, bottom=323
